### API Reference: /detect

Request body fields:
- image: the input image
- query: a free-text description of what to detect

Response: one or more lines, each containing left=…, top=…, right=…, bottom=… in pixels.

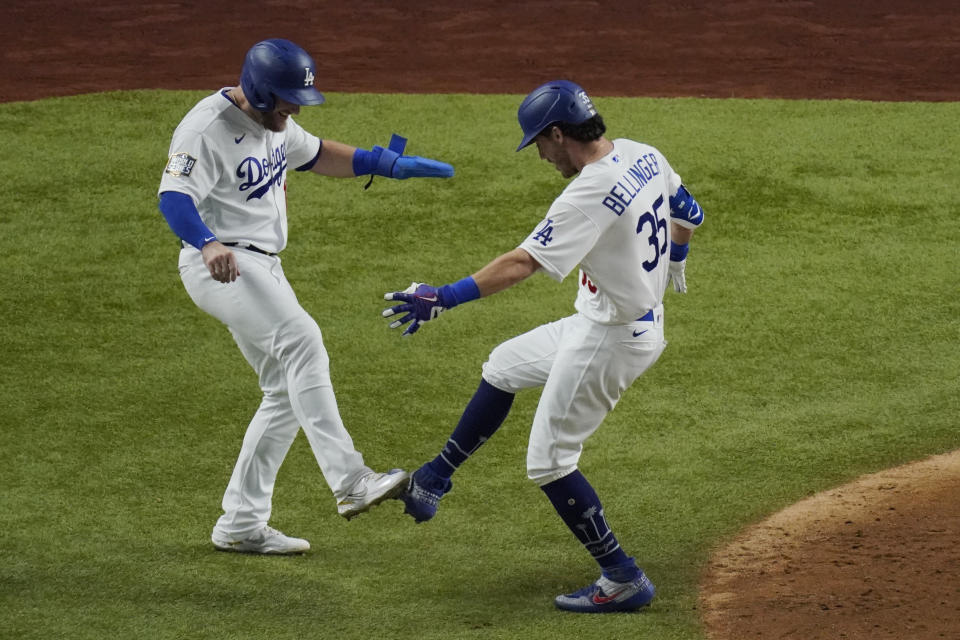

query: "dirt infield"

left=4, top=2, right=958, bottom=638
left=3, top=1, right=960, bottom=102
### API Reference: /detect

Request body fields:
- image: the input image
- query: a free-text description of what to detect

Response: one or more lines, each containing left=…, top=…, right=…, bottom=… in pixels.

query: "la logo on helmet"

left=304, top=68, right=315, bottom=87
left=577, top=90, right=597, bottom=116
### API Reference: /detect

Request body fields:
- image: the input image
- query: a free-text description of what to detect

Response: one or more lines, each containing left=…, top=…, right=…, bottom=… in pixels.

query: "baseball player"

left=157, top=38, right=453, bottom=555
left=382, top=80, right=704, bottom=612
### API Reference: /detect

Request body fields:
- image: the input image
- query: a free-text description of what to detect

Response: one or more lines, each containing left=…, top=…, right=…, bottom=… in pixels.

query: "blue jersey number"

left=637, top=194, right=668, bottom=272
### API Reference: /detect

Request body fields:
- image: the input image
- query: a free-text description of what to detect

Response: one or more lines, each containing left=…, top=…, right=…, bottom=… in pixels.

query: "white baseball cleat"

left=337, top=468, right=409, bottom=520
left=211, top=525, right=310, bottom=555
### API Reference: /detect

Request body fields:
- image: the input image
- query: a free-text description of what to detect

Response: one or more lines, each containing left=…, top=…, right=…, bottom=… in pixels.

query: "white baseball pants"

left=178, top=247, right=369, bottom=535
left=481, top=308, right=666, bottom=485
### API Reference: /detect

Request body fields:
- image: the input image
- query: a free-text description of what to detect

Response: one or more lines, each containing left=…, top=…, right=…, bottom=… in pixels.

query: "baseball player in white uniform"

left=382, top=80, right=704, bottom=612
left=157, top=38, right=453, bottom=555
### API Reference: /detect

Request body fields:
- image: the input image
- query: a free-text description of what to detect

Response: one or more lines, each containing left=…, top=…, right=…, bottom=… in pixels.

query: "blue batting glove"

left=382, top=282, right=449, bottom=336
left=354, top=134, right=454, bottom=182
left=392, top=156, right=454, bottom=179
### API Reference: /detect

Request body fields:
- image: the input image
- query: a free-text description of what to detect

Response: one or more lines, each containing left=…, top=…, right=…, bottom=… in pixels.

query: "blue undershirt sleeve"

left=158, top=191, right=217, bottom=249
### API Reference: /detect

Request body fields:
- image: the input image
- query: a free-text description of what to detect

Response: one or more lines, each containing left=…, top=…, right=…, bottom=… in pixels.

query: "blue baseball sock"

left=541, top=470, right=637, bottom=580
left=426, top=379, right=514, bottom=479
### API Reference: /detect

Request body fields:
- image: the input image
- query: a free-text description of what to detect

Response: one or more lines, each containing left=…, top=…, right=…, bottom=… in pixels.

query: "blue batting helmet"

left=240, top=38, right=325, bottom=112
left=516, top=80, right=598, bottom=151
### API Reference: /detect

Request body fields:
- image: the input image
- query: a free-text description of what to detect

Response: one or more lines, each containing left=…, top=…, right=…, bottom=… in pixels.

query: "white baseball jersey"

left=519, top=138, right=683, bottom=325
left=158, top=89, right=321, bottom=254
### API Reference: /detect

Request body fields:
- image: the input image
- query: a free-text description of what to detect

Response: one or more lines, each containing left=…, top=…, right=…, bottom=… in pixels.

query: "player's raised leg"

left=402, top=321, right=562, bottom=522
left=186, top=251, right=406, bottom=530
left=269, top=309, right=409, bottom=520
left=402, top=379, right=513, bottom=522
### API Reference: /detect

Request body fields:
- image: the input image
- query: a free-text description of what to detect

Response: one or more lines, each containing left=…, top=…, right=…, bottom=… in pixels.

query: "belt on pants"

left=222, top=242, right=277, bottom=257
left=181, top=239, right=277, bottom=257
left=637, top=309, right=654, bottom=322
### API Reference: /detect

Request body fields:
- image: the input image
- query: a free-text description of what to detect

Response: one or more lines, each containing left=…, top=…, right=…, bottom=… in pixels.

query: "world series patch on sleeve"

left=165, top=152, right=197, bottom=177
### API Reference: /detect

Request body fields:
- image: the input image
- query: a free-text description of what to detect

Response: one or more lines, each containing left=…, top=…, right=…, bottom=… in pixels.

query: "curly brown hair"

left=539, top=114, right=606, bottom=143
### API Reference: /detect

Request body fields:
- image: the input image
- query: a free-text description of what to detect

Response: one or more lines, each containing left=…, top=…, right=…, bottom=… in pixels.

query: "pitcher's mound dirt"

left=700, top=451, right=960, bottom=639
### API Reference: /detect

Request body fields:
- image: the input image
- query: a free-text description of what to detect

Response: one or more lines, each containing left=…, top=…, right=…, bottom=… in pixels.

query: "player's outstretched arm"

left=471, top=248, right=541, bottom=297
left=309, top=139, right=361, bottom=178
left=353, top=133, right=453, bottom=181
left=381, top=249, right=541, bottom=337
left=312, top=133, right=453, bottom=181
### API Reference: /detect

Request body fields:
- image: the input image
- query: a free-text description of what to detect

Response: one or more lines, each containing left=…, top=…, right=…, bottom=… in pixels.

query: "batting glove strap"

left=670, top=241, right=689, bottom=262
left=437, top=276, right=480, bottom=307
left=353, top=133, right=407, bottom=177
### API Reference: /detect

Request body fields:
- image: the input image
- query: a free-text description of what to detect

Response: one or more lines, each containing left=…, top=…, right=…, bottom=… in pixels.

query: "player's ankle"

left=602, top=558, right=640, bottom=583
left=424, top=460, right=452, bottom=481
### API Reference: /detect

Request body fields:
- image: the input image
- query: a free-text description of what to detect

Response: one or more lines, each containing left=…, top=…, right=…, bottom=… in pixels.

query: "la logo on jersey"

left=532, top=218, right=554, bottom=246
left=304, top=67, right=315, bottom=87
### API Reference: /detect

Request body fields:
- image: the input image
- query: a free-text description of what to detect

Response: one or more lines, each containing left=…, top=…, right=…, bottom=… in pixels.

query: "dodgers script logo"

left=237, top=143, right=288, bottom=201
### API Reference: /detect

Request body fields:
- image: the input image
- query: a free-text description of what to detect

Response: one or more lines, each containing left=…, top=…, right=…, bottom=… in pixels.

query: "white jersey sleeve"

left=519, top=195, right=616, bottom=283
left=284, top=117, right=321, bottom=171
left=659, top=155, right=681, bottom=197
left=159, top=127, right=221, bottom=205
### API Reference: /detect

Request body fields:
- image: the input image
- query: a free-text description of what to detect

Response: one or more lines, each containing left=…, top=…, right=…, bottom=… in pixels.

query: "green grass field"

left=1, top=91, right=957, bottom=639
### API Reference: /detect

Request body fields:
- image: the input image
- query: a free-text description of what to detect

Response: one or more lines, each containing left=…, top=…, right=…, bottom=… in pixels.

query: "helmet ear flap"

left=240, top=62, right=274, bottom=112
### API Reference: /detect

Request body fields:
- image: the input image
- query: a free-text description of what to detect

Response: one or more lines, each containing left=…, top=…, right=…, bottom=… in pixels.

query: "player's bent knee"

left=479, top=371, right=517, bottom=395
left=480, top=355, right=524, bottom=394
left=275, top=316, right=329, bottom=364
left=482, top=337, right=555, bottom=393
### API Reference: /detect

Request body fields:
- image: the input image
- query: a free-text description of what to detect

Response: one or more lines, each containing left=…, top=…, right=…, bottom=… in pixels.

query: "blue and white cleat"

left=401, top=464, right=453, bottom=523
left=554, top=570, right=655, bottom=613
